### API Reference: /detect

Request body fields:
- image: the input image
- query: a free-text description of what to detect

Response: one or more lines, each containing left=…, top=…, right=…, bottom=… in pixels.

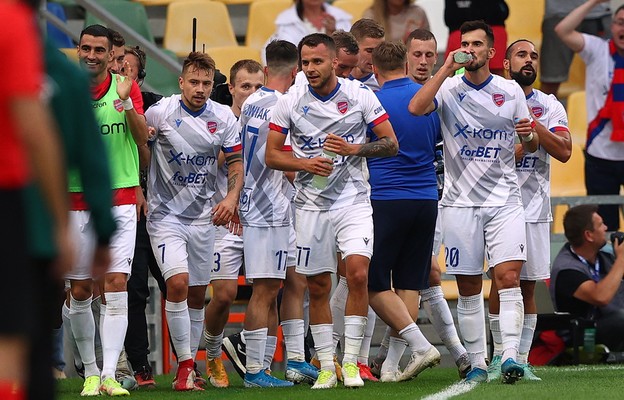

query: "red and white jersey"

left=517, top=89, right=569, bottom=223
left=580, top=34, right=624, bottom=161
left=270, top=78, right=388, bottom=211
left=146, top=95, right=241, bottom=225
left=434, top=74, right=529, bottom=207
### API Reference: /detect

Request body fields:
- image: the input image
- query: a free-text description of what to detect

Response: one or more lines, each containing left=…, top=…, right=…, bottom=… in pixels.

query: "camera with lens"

left=611, top=231, right=624, bottom=246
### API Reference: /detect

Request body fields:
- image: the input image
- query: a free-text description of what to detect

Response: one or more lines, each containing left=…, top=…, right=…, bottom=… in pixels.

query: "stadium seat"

left=332, top=0, right=373, bottom=22
left=566, top=90, right=587, bottom=148
left=84, top=0, right=155, bottom=44
left=133, top=0, right=194, bottom=6
left=551, top=143, right=585, bottom=198
left=59, top=47, right=79, bottom=63
left=47, top=2, right=74, bottom=48
left=164, top=0, right=237, bottom=57
left=144, top=48, right=181, bottom=96
left=207, top=46, right=261, bottom=77
left=558, top=54, right=586, bottom=101
left=551, top=143, right=586, bottom=234
left=214, top=0, right=255, bottom=4
left=245, top=0, right=292, bottom=52
left=506, top=0, right=545, bottom=50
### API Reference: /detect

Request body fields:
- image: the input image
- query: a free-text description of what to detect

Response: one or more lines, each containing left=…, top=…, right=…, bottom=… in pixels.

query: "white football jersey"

left=349, top=72, right=380, bottom=91
left=517, top=89, right=569, bottom=222
left=146, top=95, right=241, bottom=225
left=434, top=74, right=530, bottom=207
left=270, top=78, right=388, bottom=211
left=239, top=87, right=292, bottom=227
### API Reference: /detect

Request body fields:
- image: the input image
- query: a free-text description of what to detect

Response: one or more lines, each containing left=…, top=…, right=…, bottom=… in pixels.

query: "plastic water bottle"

left=311, top=149, right=336, bottom=190
left=584, top=327, right=596, bottom=361
left=434, top=150, right=444, bottom=200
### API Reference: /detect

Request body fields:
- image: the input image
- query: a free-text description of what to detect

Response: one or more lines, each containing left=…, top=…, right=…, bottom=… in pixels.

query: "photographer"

left=550, top=204, right=624, bottom=351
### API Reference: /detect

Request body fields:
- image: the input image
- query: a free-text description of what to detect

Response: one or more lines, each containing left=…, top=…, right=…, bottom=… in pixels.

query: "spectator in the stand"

left=540, top=0, right=611, bottom=96
left=363, top=0, right=430, bottom=43
left=555, top=0, right=624, bottom=231
left=444, top=0, right=509, bottom=75
left=550, top=205, right=624, bottom=351
left=265, top=0, right=352, bottom=53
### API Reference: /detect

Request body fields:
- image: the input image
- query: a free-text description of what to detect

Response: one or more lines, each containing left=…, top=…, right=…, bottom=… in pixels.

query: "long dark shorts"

left=368, top=199, right=437, bottom=292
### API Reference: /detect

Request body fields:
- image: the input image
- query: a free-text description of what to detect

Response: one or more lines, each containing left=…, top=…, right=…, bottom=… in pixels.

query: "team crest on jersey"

left=337, top=101, right=349, bottom=114
left=113, top=99, right=124, bottom=112
left=207, top=121, right=218, bottom=134
left=531, top=106, right=544, bottom=118
left=492, top=93, right=505, bottom=107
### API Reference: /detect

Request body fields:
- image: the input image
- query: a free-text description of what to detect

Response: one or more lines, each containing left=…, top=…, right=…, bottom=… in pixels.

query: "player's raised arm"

left=408, top=49, right=467, bottom=115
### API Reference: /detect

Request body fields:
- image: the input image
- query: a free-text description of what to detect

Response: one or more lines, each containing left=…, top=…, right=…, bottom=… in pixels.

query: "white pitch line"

left=421, top=381, right=478, bottom=400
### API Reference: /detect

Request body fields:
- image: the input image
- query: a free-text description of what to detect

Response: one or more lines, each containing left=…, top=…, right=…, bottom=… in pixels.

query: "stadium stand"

left=566, top=90, right=588, bottom=148
left=208, top=46, right=262, bottom=77
left=84, top=0, right=155, bottom=44
left=245, top=0, right=292, bottom=52
left=332, top=0, right=373, bottom=23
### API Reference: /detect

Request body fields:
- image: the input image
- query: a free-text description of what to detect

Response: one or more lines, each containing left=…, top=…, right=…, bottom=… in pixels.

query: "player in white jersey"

left=348, top=19, right=384, bottom=91
left=485, top=39, right=572, bottom=382
left=408, top=21, right=539, bottom=384
left=294, top=30, right=359, bottom=86
left=145, top=52, right=243, bottom=391
left=237, top=40, right=309, bottom=388
left=266, top=33, right=398, bottom=389
left=204, top=59, right=264, bottom=388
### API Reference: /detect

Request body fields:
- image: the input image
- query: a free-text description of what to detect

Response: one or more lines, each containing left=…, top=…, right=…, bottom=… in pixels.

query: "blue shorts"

left=368, top=199, right=437, bottom=291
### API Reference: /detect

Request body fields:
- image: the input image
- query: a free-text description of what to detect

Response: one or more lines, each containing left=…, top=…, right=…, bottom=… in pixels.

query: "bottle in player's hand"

left=311, top=149, right=336, bottom=190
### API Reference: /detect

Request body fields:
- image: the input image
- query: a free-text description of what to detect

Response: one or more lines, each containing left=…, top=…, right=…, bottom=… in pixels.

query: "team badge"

left=207, top=121, right=217, bottom=134
left=113, top=98, right=124, bottom=112
left=531, top=106, right=544, bottom=118
left=337, top=101, right=348, bottom=114
left=492, top=93, right=505, bottom=107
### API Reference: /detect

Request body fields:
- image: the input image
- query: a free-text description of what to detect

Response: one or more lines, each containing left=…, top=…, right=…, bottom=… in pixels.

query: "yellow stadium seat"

left=214, top=0, right=254, bottom=4
left=558, top=54, right=586, bottom=101
left=332, top=0, right=373, bottom=22
left=164, top=0, right=237, bottom=57
left=551, top=143, right=586, bottom=198
left=59, top=47, right=78, bottom=63
left=551, top=143, right=586, bottom=234
left=133, top=0, right=194, bottom=6
left=506, top=0, right=545, bottom=50
left=566, top=90, right=587, bottom=149
left=245, top=0, right=292, bottom=52
left=207, top=46, right=261, bottom=76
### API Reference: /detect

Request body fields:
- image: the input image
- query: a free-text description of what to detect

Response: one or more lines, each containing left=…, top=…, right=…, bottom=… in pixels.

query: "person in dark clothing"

left=550, top=205, right=624, bottom=351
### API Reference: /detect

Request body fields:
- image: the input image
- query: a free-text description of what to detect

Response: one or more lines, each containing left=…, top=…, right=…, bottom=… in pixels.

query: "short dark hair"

left=298, top=33, right=336, bottom=60
left=406, top=29, right=437, bottom=48
left=372, top=41, right=406, bottom=72
left=332, top=30, right=359, bottom=55
left=228, top=59, right=263, bottom=85
left=504, top=39, right=535, bottom=60
left=109, top=29, right=125, bottom=48
left=350, top=18, right=385, bottom=42
left=563, top=204, right=599, bottom=247
left=182, top=51, right=216, bottom=75
left=460, top=20, right=494, bottom=48
left=266, top=40, right=298, bottom=73
left=80, top=24, right=113, bottom=50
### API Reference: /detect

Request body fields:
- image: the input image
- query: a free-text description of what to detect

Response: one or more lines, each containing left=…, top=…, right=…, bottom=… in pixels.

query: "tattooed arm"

left=323, top=120, right=398, bottom=158
left=212, top=150, right=243, bottom=226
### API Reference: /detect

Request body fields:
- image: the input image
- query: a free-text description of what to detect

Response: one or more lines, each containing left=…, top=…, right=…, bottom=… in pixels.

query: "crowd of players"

left=12, top=0, right=610, bottom=397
